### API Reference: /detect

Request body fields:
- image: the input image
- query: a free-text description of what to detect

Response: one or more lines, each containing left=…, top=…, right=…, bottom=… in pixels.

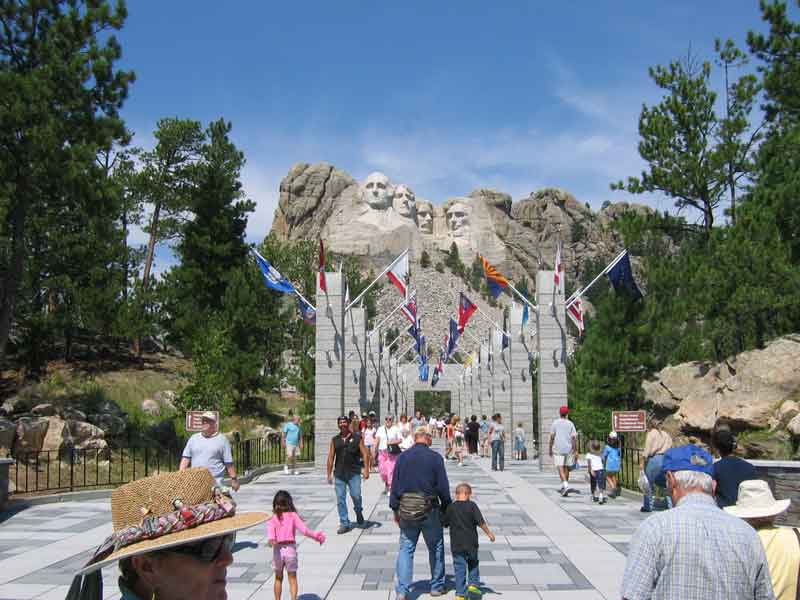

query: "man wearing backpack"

left=390, top=426, right=452, bottom=599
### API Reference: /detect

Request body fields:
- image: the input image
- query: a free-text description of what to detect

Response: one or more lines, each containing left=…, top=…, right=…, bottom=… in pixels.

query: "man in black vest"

left=327, top=415, right=370, bottom=534
left=391, top=426, right=452, bottom=599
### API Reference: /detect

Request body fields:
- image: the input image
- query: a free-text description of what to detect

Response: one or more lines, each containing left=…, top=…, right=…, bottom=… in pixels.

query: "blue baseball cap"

left=661, top=444, right=714, bottom=476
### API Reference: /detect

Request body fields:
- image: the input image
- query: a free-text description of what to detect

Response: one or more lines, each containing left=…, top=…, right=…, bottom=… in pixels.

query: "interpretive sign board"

left=185, top=410, right=219, bottom=432
left=612, top=410, right=647, bottom=432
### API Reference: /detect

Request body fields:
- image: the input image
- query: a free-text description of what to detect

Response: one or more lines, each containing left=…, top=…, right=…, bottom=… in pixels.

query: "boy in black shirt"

left=445, top=482, right=495, bottom=600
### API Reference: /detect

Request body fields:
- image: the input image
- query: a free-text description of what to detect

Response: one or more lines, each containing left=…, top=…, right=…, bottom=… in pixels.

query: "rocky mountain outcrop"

left=270, top=163, right=651, bottom=284
left=642, top=335, right=800, bottom=458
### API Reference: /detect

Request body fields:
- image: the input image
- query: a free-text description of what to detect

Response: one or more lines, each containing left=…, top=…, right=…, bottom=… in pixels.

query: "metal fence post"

left=69, top=450, right=75, bottom=493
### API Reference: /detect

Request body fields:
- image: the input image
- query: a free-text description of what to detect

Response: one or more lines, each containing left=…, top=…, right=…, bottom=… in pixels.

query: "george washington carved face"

left=361, top=172, right=393, bottom=210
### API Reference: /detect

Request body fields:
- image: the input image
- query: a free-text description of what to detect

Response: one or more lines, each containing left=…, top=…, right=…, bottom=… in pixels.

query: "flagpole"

left=345, top=249, right=409, bottom=313
left=565, top=249, right=628, bottom=309
left=507, top=282, right=537, bottom=311
left=251, top=248, right=317, bottom=311
left=384, top=334, right=403, bottom=354
left=367, top=290, right=416, bottom=339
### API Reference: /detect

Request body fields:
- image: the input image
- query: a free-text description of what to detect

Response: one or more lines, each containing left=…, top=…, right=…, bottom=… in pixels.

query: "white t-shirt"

left=550, top=418, right=577, bottom=455
left=375, top=425, right=401, bottom=451
left=586, top=452, right=604, bottom=472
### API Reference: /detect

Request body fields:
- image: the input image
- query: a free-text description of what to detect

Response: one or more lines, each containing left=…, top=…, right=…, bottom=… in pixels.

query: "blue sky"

left=116, top=1, right=779, bottom=271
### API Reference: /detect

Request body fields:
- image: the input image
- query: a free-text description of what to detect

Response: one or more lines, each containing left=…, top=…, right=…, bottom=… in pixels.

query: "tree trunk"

left=728, top=167, right=737, bottom=225
left=0, top=200, right=29, bottom=365
left=135, top=201, right=162, bottom=357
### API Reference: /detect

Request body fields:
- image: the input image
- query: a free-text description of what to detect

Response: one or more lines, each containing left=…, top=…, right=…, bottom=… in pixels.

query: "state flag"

left=457, top=292, right=477, bottom=333
left=606, top=252, right=642, bottom=300
left=253, top=250, right=296, bottom=295
left=386, top=251, right=410, bottom=298
left=567, top=296, right=585, bottom=334
left=480, top=255, right=509, bottom=298
left=318, top=240, right=327, bottom=293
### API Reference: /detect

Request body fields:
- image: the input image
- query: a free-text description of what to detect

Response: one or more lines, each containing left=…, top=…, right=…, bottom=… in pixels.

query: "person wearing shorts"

left=549, top=406, right=577, bottom=496
left=282, top=415, right=303, bottom=475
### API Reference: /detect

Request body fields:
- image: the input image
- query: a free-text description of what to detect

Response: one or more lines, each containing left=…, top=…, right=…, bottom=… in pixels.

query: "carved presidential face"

left=393, top=184, right=416, bottom=218
left=446, top=201, right=471, bottom=237
left=416, top=201, right=433, bottom=234
left=362, top=172, right=392, bottom=210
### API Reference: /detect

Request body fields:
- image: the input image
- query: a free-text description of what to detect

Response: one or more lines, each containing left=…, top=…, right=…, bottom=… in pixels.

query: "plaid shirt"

left=622, top=493, right=775, bottom=600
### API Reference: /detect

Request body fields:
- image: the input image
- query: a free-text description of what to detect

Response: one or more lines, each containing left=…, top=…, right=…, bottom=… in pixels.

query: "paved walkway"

left=0, top=444, right=649, bottom=600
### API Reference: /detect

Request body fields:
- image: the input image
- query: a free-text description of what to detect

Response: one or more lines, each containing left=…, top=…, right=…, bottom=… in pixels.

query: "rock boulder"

left=88, top=414, right=126, bottom=437
left=14, top=417, right=50, bottom=456
left=31, top=403, right=56, bottom=417
left=643, top=336, right=800, bottom=437
left=41, top=416, right=71, bottom=453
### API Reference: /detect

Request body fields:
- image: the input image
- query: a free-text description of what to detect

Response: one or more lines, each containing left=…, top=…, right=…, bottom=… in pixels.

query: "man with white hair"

left=622, top=444, right=775, bottom=600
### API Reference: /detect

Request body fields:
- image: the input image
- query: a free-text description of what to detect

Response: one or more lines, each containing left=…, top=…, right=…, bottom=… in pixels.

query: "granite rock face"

left=642, top=335, right=800, bottom=456
left=270, top=163, right=644, bottom=283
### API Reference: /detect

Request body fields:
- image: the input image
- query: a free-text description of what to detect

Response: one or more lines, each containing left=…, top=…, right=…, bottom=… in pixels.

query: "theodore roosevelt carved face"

left=393, top=184, right=416, bottom=218
left=416, top=200, right=433, bottom=233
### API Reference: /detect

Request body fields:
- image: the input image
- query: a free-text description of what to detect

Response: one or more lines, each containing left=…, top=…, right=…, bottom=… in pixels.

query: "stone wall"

left=751, top=460, right=800, bottom=526
left=0, top=458, right=11, bottom=511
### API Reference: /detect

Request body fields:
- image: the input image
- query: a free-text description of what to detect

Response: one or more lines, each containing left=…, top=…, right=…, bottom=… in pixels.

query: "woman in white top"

left=374, top=415, right=401, bottom=495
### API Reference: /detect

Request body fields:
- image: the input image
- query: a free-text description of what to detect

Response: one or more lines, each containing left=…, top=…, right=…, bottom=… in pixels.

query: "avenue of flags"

left=251, top=243, right=644, bottom=373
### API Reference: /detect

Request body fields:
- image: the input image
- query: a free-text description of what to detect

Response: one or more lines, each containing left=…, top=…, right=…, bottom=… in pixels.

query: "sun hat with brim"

left=200, top=410, right=218, bottom=422
left=77, top=468, right=267, bottom=576
left=724, top=479, right=791, bottom=520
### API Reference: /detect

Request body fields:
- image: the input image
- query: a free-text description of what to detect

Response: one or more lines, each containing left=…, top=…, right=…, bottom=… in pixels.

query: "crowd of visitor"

left=66, top=407, right=800, bottom=600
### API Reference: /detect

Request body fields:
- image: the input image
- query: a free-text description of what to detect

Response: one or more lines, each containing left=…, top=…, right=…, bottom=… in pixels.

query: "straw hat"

left=724, top=479, right=790, bottom=519
left=77, top=468, right=268, bottom=575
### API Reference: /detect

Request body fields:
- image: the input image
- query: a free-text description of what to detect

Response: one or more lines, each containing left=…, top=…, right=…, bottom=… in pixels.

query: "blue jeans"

left=395, top=510, right=446, bottom=597
left=643, top=455, right=673, bottom=511
left=453, top=551, right=480, bottom=596
left=334, top=473, right=363, bottom=527
left=491, top=440, right=504, bottom=471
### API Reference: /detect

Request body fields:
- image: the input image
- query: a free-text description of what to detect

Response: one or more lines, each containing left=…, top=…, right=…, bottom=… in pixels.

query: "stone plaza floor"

left=0, top=442, right=648, bottom=599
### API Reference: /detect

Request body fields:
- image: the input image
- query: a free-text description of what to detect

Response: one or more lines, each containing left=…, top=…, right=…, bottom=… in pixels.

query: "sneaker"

left=356, top=511, right=365, bottom=525
left=430, top=589, right=446, bottom=597
left=592, top=496, right=598, bottom=503
left=640, top=507, right=652, bottom=513
left=292, top=470, right=300, bottom=475
left=599, top=497, right=607, bottom=505
left=283, top=465, right=289, bottom=475
left=337, top=525, right=351, bottom=534
left=467, top=585, right=482, bottom=597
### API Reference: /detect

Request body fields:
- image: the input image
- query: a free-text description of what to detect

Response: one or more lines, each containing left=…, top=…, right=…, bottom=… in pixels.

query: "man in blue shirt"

left=390, top=426, right=452, bottom=599
left=282, top=415, right=303, bottom=475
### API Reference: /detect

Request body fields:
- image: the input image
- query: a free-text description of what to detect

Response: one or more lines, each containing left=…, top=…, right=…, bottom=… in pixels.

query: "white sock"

left=561, top=481, right=568, bottom=489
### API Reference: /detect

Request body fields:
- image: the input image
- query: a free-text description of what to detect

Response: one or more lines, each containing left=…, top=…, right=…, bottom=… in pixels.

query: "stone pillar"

left=536, top=270, right=567, bottom=469
left=366, top=331, right=381, bottom=418
left=343, top=307, right=367, bottom=418
left=314, top=272, right=345, bottom=469
left=381, top=349, right=392, bottom=419
left=480, top=344, right=492, bottom=419
left=492, top=327, right=512, bottom=442
left=509, top=304, right=534, bottom=460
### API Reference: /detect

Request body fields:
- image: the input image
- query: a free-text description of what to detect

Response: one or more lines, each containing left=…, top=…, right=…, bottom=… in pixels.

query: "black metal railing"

left=10, top=433, right=315, bottom=495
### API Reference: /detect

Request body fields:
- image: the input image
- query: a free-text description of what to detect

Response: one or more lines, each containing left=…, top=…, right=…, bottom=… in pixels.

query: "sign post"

left=185, top=410, right=220, bottom=432
left=612, top=410, right=647, bottom=432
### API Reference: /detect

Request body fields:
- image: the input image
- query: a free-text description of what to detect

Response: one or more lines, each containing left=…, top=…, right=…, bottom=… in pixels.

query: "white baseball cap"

left=200, top=411, right=218, bottom=422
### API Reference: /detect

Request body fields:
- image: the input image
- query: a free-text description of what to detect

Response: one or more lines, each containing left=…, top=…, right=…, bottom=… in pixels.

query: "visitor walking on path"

left=725, top=479, right=799, bottom=600
left=444, top=482, right=496, bottom=600
left=640, top=416, right=673, bottom=512
left=549, top=406, right=577, bottom=496
left=586, top=440, right=606, bottom=504
left=453, top=420, right=466, bottom=466
left=363, top=414, right=377, bottom=472
left=282, top=415, right=303, bottom=475
left=622, top=444, right=775, bottom=600
left=390, top=426, right=452, bottom=600
left=513, top=422, right=525, bottom=460
left=326, top=416, right=370, bottom=534
left=267, top=490, right=326, bottom=600
left=479, top=415, right=490, bottom=457
left=375, top=415, right=402, bottom=495
left=466, top=415, right=480, bottom=456
left=712, top=428, right=757, bottom=508
left=489, top=413, right=506, bottom=471
left=603, top=432, right=621, bottom=498
left=180, top=411, right=240, bottom=490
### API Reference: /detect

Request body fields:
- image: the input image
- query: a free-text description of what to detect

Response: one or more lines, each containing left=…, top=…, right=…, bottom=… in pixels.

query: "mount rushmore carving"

left=270, top=162, right=653, bottom=284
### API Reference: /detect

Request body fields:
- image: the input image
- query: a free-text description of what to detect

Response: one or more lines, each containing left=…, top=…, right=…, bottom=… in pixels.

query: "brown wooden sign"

left=612, top=410, right=647, bottom=432
left=185, top=411, right=220, bottom=432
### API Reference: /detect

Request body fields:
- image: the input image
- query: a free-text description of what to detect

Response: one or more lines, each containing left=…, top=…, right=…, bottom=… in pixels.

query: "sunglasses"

left=165, top=533, right=236, bottom=562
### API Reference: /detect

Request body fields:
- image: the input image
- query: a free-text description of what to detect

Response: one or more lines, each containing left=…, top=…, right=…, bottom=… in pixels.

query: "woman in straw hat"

left=67, top=467, right=269, bottom=600
left=725, top=479, right=798, bottom=600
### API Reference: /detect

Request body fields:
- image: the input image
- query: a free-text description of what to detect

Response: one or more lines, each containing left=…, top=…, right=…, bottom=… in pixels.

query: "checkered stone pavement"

left=0, top=441, right=645, bottom=599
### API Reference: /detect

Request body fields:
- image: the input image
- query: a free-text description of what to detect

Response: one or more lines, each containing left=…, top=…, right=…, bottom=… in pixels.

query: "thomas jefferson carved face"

left=393, top=184, right=416, bottom=218
left=416, top=201, right=433, bottom=233
left=446, top=201, right=470, bottom=237
left=362, top=172, right=392, bottom=210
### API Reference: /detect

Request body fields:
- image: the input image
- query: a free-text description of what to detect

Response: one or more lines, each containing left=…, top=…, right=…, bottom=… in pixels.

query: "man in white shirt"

left=180, top=411, right=240, bottom=490
left=549, top=406, right=577, bottom=496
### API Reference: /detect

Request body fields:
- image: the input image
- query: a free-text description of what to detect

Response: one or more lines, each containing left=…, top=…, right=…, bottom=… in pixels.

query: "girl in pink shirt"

left=267, top=490, right=326, bottom=600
